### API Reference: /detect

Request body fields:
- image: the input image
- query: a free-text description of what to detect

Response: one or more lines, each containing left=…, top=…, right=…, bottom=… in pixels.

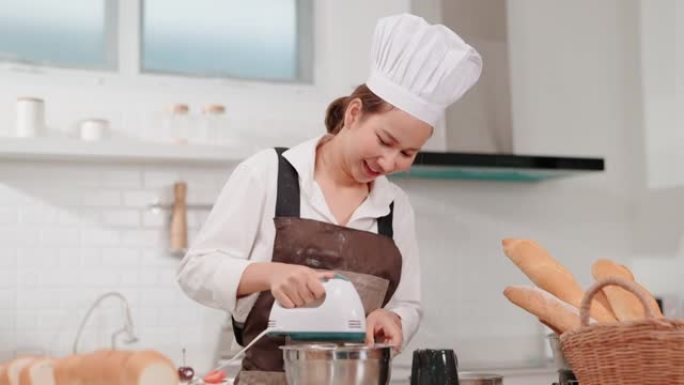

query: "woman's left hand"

left=365, top=309, right=403, bottom=350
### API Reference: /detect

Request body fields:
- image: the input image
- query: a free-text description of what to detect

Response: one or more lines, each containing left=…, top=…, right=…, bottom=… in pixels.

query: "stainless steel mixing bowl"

left=459, top=372, right=504, bottom=385
left=281, top=343, right=392, bottom=385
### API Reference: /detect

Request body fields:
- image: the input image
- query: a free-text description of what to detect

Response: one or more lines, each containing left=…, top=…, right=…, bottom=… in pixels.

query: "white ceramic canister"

left=15, top=97, right=45, bottom=138
left=79, top=119, right=109, bottom=141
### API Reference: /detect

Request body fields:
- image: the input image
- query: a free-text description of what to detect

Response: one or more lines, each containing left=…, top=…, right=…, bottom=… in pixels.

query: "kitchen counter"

left=390, top=364, right=558, bottom=385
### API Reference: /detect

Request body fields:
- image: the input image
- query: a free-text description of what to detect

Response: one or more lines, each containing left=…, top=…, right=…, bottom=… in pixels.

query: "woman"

left=178, top=13, right=482, bottom=384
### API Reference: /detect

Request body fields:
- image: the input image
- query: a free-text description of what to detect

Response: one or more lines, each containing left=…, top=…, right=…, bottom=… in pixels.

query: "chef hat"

left=366, top=13, right=483, bottom=126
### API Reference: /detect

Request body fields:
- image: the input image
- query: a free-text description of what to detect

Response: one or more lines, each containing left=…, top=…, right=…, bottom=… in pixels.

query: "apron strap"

left=274, top=148, right=301, bottom=218
left=377, top=202, right=394, bottom=238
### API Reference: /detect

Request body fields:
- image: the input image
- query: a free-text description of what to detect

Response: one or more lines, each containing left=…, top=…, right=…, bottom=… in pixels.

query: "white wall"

left=640, top=0, right=684, bottom=189
left=0, top=0, right=682, bottom=377
left=395, top=0, right=684, bottom=371
left=442, top=0, right=514, bottom=153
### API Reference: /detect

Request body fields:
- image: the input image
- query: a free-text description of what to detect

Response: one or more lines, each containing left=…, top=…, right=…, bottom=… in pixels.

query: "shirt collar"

left=282, top=135, right=397, bottom=219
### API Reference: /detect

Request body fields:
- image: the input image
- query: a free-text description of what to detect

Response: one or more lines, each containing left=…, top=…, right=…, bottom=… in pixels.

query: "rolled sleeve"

left=177, top=250, right=254, bottom=312
left=177, top=153, right=270, bottom=313
left=384, top=191, right=423, bottom=349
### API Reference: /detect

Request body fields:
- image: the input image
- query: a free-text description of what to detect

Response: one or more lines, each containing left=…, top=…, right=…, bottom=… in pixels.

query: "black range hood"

left=393, top=152, right=605, bottom=182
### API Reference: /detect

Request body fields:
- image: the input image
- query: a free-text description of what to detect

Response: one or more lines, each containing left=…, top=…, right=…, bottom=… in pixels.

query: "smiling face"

left=339, top=98, right=433, bottom=183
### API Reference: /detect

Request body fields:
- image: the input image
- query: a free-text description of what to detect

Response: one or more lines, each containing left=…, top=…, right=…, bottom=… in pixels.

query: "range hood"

left=395, top=151, right=605, bottom=182
left=394, top=2, right=604, bottom=182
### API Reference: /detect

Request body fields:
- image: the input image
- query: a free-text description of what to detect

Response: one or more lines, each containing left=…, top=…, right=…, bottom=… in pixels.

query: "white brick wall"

left=0, top=161, right=227, bottom=371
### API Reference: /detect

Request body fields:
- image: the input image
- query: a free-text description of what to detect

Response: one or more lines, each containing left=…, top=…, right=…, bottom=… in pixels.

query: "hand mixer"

left=191, top=274, right=366, bottom=383
left=268, top=273, right=366, bottom=342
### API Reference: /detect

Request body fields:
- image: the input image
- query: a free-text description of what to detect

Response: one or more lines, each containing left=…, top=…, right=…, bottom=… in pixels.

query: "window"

left=0, top=0, right=313, bottom=83
left=142, top=0, right=313, bottom=82
left=0, top=0, right=117, bottom=69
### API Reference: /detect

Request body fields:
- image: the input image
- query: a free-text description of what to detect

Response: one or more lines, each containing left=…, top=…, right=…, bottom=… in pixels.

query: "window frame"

left=139, top=0, right=314, bottom=83
left=0, top=0, right=119, bottom=71
left=0, top=0, right=315, bottom=85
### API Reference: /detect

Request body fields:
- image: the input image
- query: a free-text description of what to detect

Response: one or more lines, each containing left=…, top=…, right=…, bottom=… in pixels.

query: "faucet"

left=72, top=291, right=139, bottom=354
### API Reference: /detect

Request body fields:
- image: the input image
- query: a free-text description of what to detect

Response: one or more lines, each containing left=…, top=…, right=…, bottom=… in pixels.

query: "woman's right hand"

left=270, top=263, right=335, bottom=308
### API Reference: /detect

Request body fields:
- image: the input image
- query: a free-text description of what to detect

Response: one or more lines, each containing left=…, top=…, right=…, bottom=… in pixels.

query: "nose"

left=377, top=150, right=399, bottom=173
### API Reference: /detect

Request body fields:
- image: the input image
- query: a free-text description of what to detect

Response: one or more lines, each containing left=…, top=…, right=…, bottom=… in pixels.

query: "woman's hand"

left=365, top=309, right=403, bottom=350
left=270, top=263, right=335, bottom=308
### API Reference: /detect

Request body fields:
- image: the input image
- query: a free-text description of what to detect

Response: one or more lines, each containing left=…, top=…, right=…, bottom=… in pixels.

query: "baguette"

left=592, top=259, right=663, bottom=320
left=502, top=239, right=616, bottom=322
left=504, top=285, right=591, bottom=333
left=593, top=290, right=614, bottom=317
left=121, top=350, right=178, bottom=385
left=18, top=359, right=54, bottom=385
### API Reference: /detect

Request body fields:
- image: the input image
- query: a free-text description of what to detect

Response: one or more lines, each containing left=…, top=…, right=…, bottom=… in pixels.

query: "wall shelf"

left=0, top=137, right=605, bottom=182
left=0, top=137, right=252, bottom=165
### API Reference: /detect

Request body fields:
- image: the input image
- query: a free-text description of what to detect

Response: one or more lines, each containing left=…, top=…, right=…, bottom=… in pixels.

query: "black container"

left=410, top=349, right=459, bottom=385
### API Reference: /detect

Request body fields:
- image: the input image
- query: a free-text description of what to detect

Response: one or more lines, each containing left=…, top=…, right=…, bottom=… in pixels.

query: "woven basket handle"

left=580, top=277, right=657, bottom=326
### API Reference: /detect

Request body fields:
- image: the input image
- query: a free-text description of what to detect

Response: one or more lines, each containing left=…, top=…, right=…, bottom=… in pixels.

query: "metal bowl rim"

left=458, top=372, right=504, bottom=380
left=280, top=343, right=393, bottom=352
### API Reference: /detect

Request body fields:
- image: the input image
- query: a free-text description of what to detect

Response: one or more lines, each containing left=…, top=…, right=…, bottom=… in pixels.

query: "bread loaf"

left=99, top=350, right=133, bottom=385
left=592, top=259, right=663, bottom=321
left=18, top=359, right=54, bottom=385
left=121, top=350, right=178, bottom=385
left=0, top=365, right=10, bottom=385
left=7, top=358, right=35, bottom=385
left=504, top=286, right=592, bottom=333
left=53, top=355, right=84, bottom=385
left=502, top=239, right=616, bottom=322
left=76, top=350, right=112, bottom=385
left=3, top=349, right=178, bottom=385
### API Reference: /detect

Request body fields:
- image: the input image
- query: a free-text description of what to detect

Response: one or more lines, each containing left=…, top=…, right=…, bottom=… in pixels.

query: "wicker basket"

left=559, top=277, right=684, bottom=385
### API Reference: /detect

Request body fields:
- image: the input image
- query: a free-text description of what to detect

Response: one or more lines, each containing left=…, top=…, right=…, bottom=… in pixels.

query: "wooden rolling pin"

left=170, top=181, right=188, bottom=252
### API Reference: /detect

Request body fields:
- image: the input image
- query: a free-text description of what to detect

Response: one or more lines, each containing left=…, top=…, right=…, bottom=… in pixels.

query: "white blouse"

left=177, top=135, right=423, bottom=347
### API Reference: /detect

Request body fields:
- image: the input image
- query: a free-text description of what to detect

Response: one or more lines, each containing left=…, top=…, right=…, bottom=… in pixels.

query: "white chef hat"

left=366, top=13, right=483, bottom=126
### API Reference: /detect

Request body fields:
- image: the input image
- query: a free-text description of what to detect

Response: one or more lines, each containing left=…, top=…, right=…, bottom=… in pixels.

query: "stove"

left=552, top=369, right=578, bottom=385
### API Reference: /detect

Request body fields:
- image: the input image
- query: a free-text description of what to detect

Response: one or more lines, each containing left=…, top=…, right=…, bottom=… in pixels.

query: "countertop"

left=389, top=364, right=558, bottom=384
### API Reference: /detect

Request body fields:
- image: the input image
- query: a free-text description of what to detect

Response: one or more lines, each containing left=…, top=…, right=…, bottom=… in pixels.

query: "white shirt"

left=177, top=135, right=423, bottom=347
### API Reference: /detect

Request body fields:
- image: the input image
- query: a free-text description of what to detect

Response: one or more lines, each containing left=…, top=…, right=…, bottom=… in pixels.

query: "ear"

left=343, top=98, right=363, bottom=130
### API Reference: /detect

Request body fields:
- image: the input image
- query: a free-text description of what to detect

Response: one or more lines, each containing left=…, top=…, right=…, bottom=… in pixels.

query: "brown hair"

left=324, top=84, right=392, bottom=134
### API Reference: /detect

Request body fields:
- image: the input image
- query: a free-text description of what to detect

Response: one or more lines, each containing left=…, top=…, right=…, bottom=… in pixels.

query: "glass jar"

left=202, top=104, right=233, bottom=146
left=167, top=103, right=191, bottom=144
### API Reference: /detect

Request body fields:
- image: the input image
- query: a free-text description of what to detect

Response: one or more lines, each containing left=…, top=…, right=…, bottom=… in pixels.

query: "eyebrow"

left=381, top=129, right=419, bottom=152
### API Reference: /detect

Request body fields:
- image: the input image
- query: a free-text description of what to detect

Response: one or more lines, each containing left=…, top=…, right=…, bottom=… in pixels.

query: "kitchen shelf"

left=0, top=137, right=252, bottom=165
left=0, top=137, right=605, bottom=182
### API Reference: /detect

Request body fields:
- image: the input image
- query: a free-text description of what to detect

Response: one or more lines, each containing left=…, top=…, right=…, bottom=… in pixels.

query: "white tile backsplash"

left=0, top=161, right=227, bottom=369
left=123, top=190, right=158, bottom=208
left=1, top=159, right=682, bottom=372
left=83, top=191, right=122, bottom=207
left=101, top=209, right=141, bottom=227
left=40, top=228, right=81, bottom=246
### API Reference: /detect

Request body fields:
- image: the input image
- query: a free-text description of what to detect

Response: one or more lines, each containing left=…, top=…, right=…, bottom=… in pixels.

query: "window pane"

left=142, top=0, right=304, bottom=81
left=0, top=0, right=113, bottom=69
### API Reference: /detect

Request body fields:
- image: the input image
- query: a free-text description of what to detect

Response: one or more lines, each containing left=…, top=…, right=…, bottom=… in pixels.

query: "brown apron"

left=234, top=148, right=403, bottom=385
